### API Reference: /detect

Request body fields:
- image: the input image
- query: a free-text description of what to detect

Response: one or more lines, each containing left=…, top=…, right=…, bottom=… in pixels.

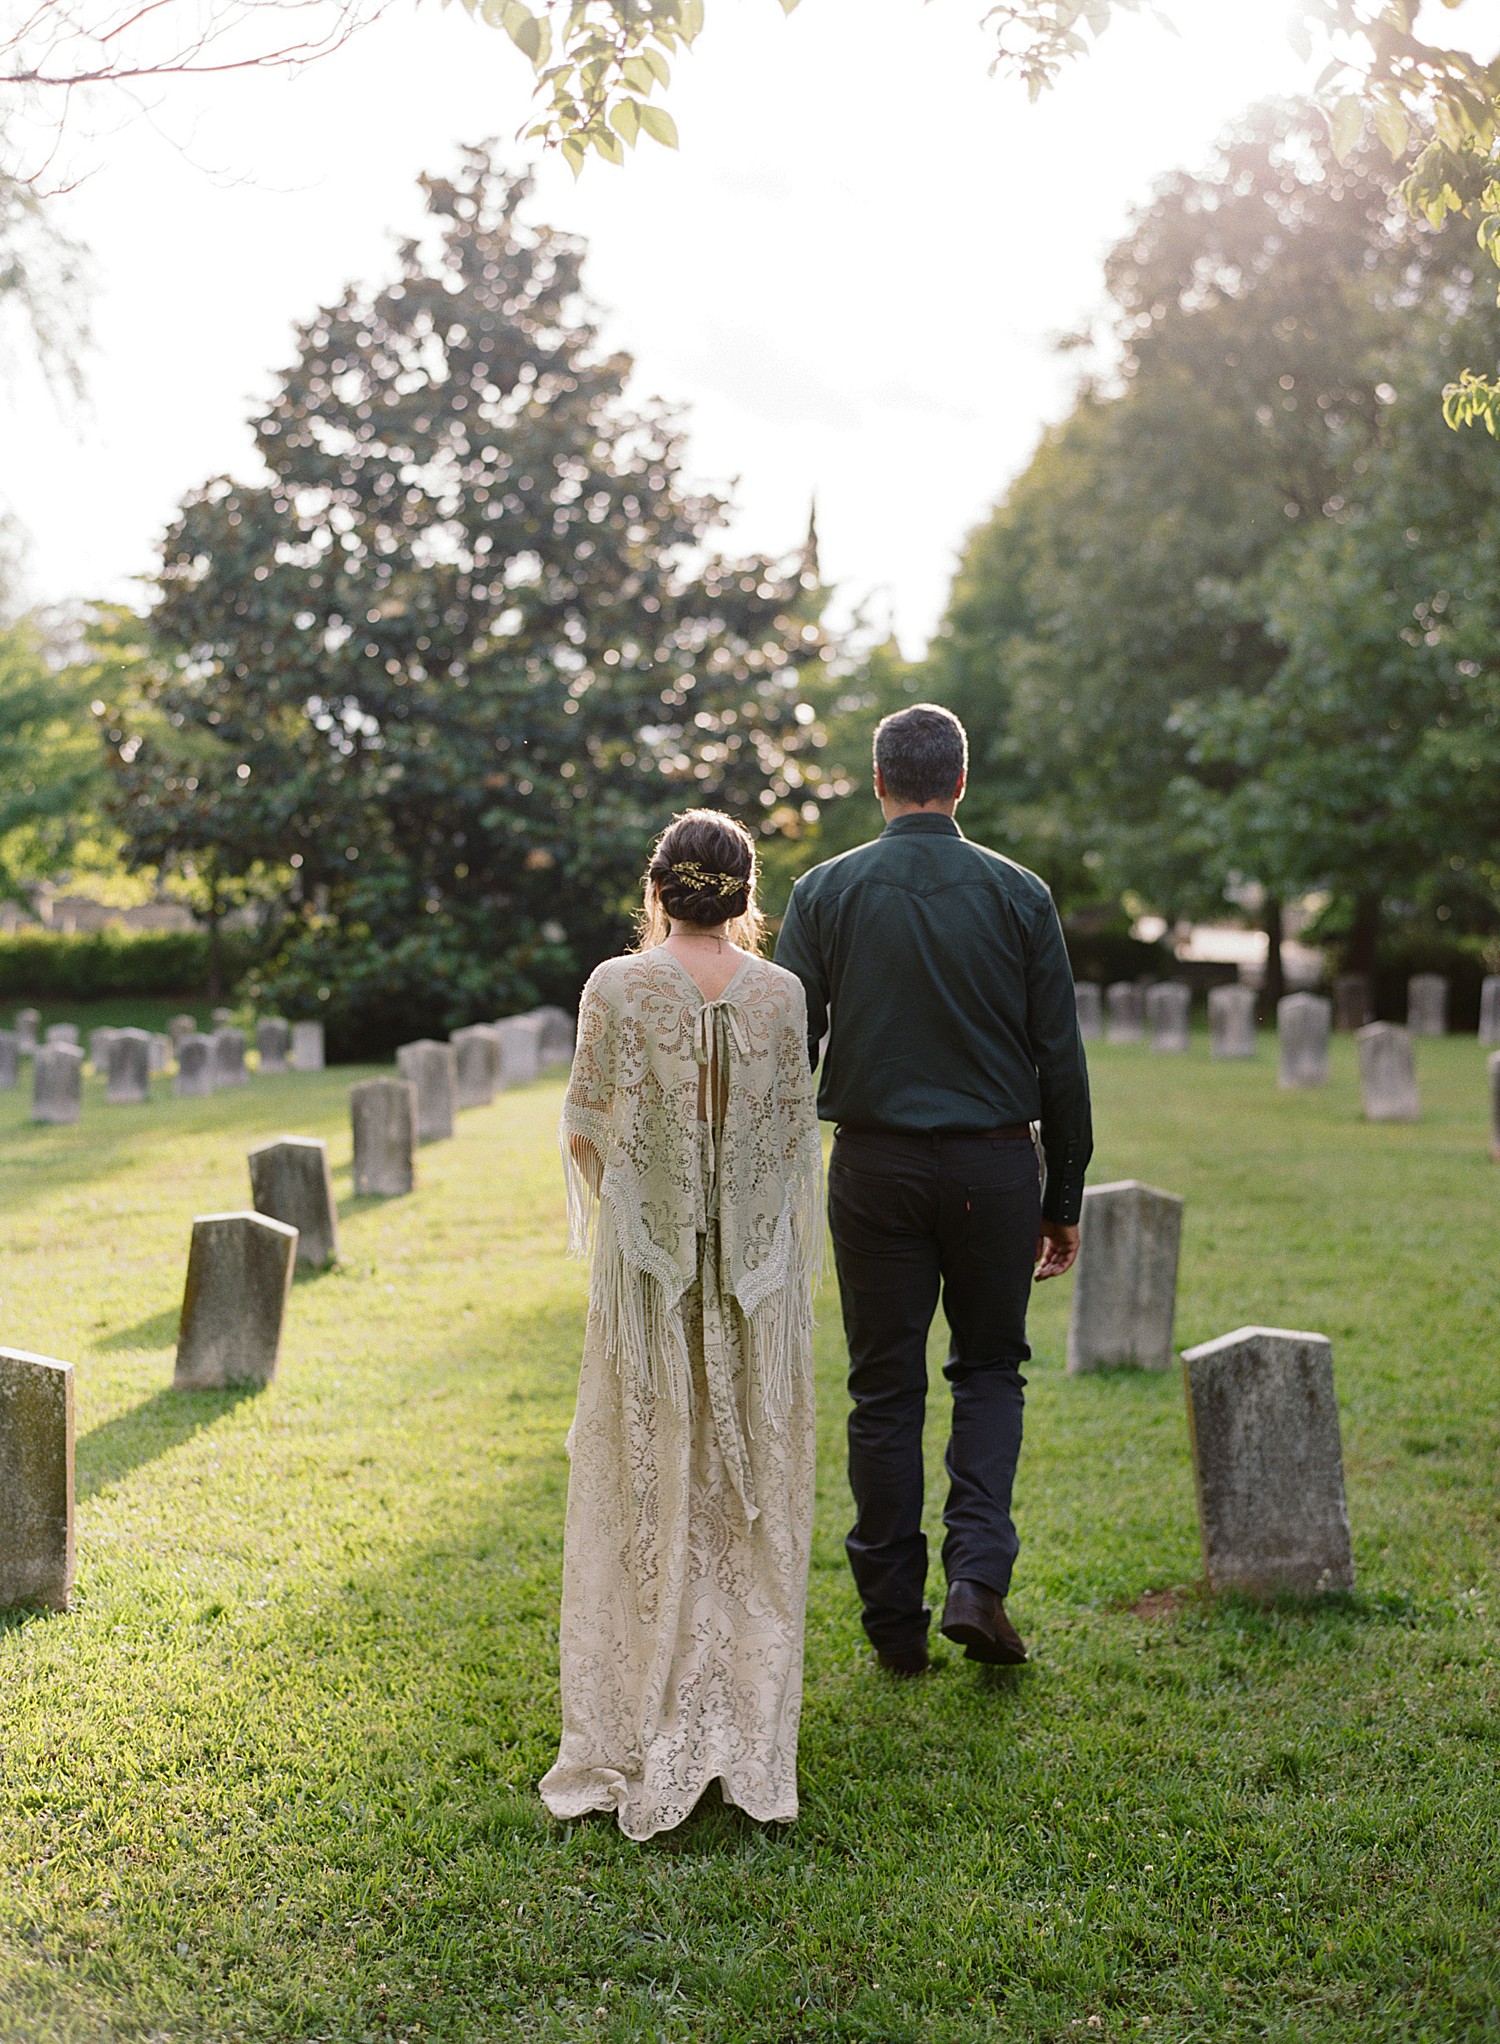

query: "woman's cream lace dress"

left=539, top=948, right=822, bottom=1840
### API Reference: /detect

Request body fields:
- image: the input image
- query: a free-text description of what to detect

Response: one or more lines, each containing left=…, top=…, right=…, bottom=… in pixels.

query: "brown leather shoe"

left=875, top=1642, right=930, bottom=1678
left=940, top=1580, right=1028, bottom=1666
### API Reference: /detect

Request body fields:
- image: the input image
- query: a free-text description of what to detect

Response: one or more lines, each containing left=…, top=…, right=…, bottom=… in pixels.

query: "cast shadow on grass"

left=77, top=1383, right=260, bottom=1501
left=95, top=1305, right=181, bottom=1354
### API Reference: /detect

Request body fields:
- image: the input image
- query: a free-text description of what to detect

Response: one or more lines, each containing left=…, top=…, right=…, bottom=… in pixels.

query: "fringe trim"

left=588, top=1202, right=693, bottom=1412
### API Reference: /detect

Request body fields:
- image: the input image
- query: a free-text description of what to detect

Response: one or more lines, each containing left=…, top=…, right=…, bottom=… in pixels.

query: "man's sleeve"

left=1026, top=892, right=1093, bottom=1225
left=773, top=880, right=828, bottom=1072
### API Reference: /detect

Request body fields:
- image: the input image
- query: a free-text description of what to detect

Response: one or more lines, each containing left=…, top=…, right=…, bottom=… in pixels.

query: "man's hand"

left=1034, top=1218, right=1080, bottom=1281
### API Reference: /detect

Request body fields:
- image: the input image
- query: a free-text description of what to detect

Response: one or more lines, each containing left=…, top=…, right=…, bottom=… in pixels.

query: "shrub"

left=0, top=928, right=258, bottom=1001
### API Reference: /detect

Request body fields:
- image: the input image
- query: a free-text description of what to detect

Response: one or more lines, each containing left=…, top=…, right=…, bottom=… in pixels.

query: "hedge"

left=0, top=929, right=258, bottom=1001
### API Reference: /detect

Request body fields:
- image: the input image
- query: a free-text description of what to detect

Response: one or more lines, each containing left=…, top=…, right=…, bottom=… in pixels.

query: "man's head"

left=873, top=703, right=968, bottom=816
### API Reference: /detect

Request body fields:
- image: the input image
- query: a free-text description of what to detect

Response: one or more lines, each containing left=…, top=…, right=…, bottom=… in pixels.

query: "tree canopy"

left=104, top=150, right=833, bottom=1052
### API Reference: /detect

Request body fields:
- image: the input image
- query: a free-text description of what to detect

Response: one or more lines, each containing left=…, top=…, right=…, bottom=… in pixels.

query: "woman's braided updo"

left=637, top=809, right=766, bottom=953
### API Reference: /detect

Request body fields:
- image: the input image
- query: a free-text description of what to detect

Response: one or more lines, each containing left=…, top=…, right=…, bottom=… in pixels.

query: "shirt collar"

left=879, top=812, right=964, bottom=840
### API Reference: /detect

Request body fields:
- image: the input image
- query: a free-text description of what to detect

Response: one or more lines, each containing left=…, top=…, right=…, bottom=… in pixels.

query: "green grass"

left=0, top=1034, right=1496, bottom=2043
left=7, top=996, right=235, bottom=1037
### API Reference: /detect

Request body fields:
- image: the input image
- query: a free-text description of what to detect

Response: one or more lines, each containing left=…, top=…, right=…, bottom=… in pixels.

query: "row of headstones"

left=1082, top=981, right=1491, bottom=1130
left=0, top=1009, right=579, bottom=1611
left=0, top=1011, right=327, bottom=1123
left=1067, top=1179, right=1353, bottom=1600
left=348, top=1008, right=576, bottom=1195
left=1081, top=971, right=1500, bottom=1050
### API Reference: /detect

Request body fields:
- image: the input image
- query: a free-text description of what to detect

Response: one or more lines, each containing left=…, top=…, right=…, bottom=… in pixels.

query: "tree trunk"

left=1345, top=891, right=1381, bottom=978
left=206, top=874, right=224, bottom=1003
left=1261, top=896, right=1285, bottom=1019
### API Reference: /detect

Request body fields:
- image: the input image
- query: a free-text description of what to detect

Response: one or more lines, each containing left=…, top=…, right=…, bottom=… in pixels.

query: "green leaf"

left=621, top=54, right=656, bottom=93
left=778, top=0, right=801, bottom=12
left=1288, top=13, right=1312, bottom=62
left=643, top=46, right=670, bottom=86
left=681, top=0, right=704, bottom=34
left=560, top=134, right=587, bottom=177
left=591, top=127, right=624, bottom=165
left=1328, top=94, right=1364, bottom=163
left=609, top=97, right=642, bottom=145
left=637, top=103, right=680, bottom=148
left=1372, top=99, right=1409, bottom=159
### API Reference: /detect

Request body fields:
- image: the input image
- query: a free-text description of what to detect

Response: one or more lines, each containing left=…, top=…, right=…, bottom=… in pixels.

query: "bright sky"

left=0, top=0, right=1434, bottom=648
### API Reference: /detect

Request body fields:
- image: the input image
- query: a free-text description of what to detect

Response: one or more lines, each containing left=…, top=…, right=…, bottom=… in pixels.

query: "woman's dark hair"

left=639, top=809, right=764, bottom=950
left=874, top=702, right=968, bottom=805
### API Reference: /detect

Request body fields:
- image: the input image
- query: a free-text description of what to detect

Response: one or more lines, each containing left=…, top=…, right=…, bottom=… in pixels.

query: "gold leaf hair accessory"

left=668, top=858, right=745, bottom=898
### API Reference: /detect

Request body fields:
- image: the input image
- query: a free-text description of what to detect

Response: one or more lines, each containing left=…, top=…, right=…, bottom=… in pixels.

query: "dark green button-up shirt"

left=773, top=812, right=1093, bottom=1224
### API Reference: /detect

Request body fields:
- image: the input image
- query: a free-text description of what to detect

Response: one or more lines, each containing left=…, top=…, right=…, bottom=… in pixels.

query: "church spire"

left=799, top=496, right=820, bottom=587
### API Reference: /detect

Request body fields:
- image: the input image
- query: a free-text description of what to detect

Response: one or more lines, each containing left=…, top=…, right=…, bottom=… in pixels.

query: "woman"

left=539, top=809, right=822, bottom=1840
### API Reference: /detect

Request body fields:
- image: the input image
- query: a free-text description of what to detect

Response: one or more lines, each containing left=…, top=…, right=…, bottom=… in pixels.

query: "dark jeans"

left=828, top=1129, right=1041, bottom=1653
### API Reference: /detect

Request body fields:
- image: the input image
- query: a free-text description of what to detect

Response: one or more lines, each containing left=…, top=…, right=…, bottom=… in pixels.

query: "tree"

left=104, top=151, right=834, bottom=1052
left=0, top=612, right=111, bottom=903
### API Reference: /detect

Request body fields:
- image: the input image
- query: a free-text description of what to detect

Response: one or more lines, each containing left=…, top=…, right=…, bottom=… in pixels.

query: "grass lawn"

left=5, top=998, right=248, bottom=1039
left=0, top=1033, right=1496, bottom=2043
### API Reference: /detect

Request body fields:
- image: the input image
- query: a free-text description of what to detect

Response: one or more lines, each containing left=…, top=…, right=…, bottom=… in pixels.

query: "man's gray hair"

left=874, top=703, right=968, bottom=806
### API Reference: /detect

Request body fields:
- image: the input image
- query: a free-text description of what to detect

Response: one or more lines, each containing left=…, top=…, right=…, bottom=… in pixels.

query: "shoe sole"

left=940, top=1618, right=1028, bottom=1667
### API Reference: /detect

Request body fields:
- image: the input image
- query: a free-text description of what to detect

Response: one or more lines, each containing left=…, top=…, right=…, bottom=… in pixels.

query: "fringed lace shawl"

left=561, top=949, right=822, bottom=1468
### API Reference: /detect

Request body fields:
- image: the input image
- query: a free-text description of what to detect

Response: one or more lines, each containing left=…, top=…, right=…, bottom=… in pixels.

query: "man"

left=774, top=703, right=1091, bottom=1676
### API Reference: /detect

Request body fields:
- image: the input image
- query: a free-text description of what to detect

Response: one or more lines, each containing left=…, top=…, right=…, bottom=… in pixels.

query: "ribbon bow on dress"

left=691, top=990, right=761, bottom=1521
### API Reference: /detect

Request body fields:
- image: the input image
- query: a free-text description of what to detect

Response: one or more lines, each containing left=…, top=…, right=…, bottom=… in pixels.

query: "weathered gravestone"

left=452, top=1024, right=501, bottom=1109
left=168, top=1013, right=198, bottom=1051
left=291, top=1020, right=325, bottom=1072
left=213, top=1026, right=248, bottom=1088
left=495, top=1013, right=546, bottom=1086
left=248, top=1136, right=339, bottom=1267
left=1407, top=973, right=1448, bottom=1038
left=1146, top=981, right=1191, bottom=1053
left=14, top=1008, right=39, bottom=1054
left=175, top=1034, right=216, bottom=1097
left=1104, top=982, right=1145, bottom=1046
left=1358, top=1021, right=1419, bottom=1122
left=1073, top=981, right=1102, bottom=1041
left=1066, top=1179, right=1184, bottom=1374
left=1277, top=992, right=1330, bottom=1089
left=32, top=1043, right=83, bottom=1125
left=0, top=1031, right=18, bottom=1090
left=0, top=1348, right=74, bottom=1613
left=148, top=1033, right=171, bottom=1075
left=1480, top=975, right=1500, bottom=1049
left=88, top=1026, right=118, bottom=1072
left=1180, top=1325, right=1355, bottom=1598
left=1208, top=982, right=1256, bottom=1059
left=396, top=1039, right=456, bottom=1142
left=211, top=1006, right=235, bottom=1028
left=106, top=1027, right=152, bottom=1106
left=1334, top=973, right=1372, bottom=1032
left=44, top=1023, right=79, bottom=1047
left=351, top=1077, right=417, bottom=1195
left=173, top=1212, right=298, bottom=1389
left=1489, top=1051, right=1500, bottom=1163
left=532, top=1006, right=576, bottom=1068
left=256, top=1018, right=291, bottom=1074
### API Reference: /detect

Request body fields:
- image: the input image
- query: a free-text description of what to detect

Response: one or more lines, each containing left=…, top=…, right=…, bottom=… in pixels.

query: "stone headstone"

left=452, top=1024, right=501, bottom=1109
left=248, top=1136, right=339, bottom=1267
left=106, top=1027, right=152, bottom=1105
left=88, top=1026, right=119, bottom=1073
left=1073, top=981, right=1102, bottom=1042
left=396, top=1039, right=456, bottom=1142
left=1181, top=1325, right=1355, bottom=1599
left=256, top=1018, right=290, bottom=1074
left=168, top=1013, right=198, bottom=1051
left=44, top=1022, right=79, bottom=1047
left=0, top=1031, right=18, bottom=1090
left=212, top=1026, right=248, bottom=1088
left=0, top=1348, right=74, bottom=1613
left=211, top=1006, right=235, bottom=1028
left=1334, top=973, right=1372, bottom=1032
left=1104, top=982, right=1145, bottom=1046
left=1066, top=1178, right=1183, bottom=1374
left=148, top=1033, right=171, bottom=1075
left=14, top=1008, right=39, bottom=1054
left=1146, top=981, right=1191, bottom=1053
left=175, top=1034, right=216, bottom=1097
left=532, top=1005, right=576, bottom=1068
left=32, top=1043, right=83, bottom=1125
left=1208, top=982, right=1256, bottom=1059
left=291, top=1020, right=325, bottom=1071
left=1407, top=973, right=1448, bottom=1038
left=1358, top=1021, right=1419, bottom=1122
left=495, top=1013, right=546, bottom=1086
left=351, top=1077, right=417, bottom=1195
left=173, top=1211, right=298, bottom=1389
left=1480, top=975, right=1500, bottom=1050
left=1489, top=1050, right=1500, bottom=1164
left=1277, top=992, right=1330, bottom=1090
